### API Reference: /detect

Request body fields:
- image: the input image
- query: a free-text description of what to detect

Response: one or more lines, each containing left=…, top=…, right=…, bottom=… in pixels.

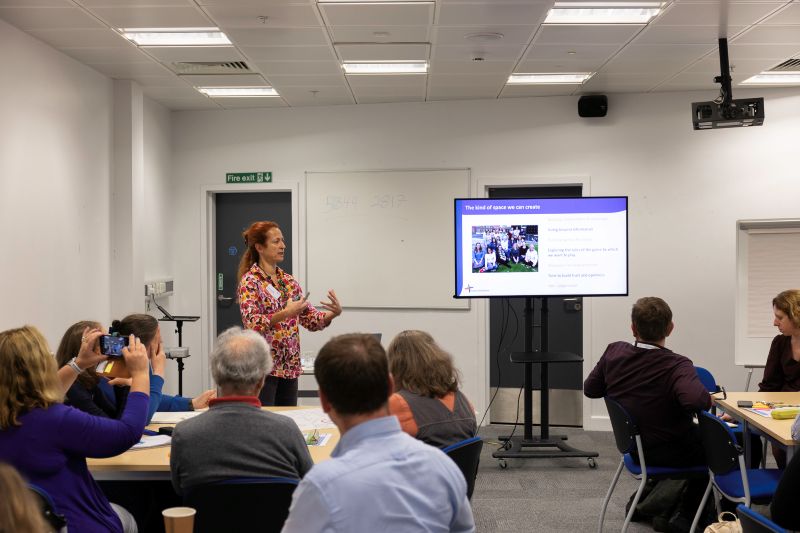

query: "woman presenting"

left=238, top=221, right=342, bottom=406
left=758, top=289, right=800, bottom=468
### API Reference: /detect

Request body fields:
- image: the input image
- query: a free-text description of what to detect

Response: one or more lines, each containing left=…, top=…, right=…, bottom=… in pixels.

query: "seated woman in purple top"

left=0, top=325, right=150, bottom=533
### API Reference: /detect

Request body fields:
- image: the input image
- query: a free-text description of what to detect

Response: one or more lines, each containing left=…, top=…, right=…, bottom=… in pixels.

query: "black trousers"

left=259, top=376, right=299, bottom=406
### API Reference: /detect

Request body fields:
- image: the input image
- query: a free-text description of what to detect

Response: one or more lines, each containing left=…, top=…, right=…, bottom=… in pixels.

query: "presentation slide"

left=454, top=197, right=628, bottom=298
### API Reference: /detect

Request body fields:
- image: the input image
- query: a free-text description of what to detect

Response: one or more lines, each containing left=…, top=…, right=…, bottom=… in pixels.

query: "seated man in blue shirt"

left=282, top=333, right=475, bottom=533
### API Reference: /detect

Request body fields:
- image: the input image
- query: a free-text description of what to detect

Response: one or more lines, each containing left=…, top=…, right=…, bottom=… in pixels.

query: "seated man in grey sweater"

left=170, top=327, right=313, bottom=495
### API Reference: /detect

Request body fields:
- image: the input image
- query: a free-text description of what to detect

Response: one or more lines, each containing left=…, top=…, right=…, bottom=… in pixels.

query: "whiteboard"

left=734, top=219, right=800, bottom=366
left=306, top=169, right=470, bottom=309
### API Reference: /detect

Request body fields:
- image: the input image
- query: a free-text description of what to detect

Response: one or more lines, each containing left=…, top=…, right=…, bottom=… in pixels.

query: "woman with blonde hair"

left=759, top=289, right=800, bottom=467
left=0, top=462, right=48, bottom=533
left=387, top=330, right=476, bottom=447
left=0, top=325, right=150, bottom=533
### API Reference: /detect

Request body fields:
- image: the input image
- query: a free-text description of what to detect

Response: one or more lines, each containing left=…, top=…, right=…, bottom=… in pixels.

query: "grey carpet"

left=472, top=425, right=664, bottom=532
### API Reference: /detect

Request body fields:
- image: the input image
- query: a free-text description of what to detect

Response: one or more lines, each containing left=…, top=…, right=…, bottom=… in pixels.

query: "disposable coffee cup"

left=162, top=506, right=196, bottom=533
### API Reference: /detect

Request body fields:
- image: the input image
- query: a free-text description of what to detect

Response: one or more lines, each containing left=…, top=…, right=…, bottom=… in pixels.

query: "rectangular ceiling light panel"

left=741, top=72, right=800, bottom=85
left=121, top=28, right=231, bottom=47
left=343, top=62, right=428, bottom=74
left=197, top=87, right=280, bottom=97
left=507, top=73, right=594, bottom=84
left=544, top=2, right=661, bottom=24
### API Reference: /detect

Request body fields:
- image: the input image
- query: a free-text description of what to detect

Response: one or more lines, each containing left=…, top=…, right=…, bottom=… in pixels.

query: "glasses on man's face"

left=305, top=428, right=319, bottom=445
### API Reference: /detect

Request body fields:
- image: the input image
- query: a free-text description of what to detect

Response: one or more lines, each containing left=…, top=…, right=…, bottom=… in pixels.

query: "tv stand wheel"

left=588, top=458, right=597, bottom=469
left=498, top=459, right=508, bottom=469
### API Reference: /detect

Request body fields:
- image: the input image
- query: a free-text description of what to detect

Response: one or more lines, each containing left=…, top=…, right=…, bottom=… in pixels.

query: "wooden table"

left=715, top=391, right=800, bottom=463
left=88, top=406, right=339, bottom=481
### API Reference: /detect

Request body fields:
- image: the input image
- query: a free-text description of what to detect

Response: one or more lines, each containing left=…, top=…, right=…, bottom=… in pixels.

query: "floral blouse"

left=238, top=264, right=327, bottom=379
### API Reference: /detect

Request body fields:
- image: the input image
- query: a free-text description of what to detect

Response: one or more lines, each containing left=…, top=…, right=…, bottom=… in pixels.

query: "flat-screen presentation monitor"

left=454, top=197, right=628, bottom=298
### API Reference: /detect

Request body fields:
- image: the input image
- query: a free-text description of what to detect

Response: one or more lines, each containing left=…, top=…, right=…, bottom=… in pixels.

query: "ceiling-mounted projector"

left=691, top=38, right=765, bottom=130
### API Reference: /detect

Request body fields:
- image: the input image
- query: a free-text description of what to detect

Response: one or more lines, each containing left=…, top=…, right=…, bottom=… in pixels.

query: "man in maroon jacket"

left=584, top=296, right=711, bottom=466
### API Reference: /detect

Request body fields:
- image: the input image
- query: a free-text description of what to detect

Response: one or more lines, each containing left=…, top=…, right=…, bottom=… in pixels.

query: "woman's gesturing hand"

left=320, top=290, right=342, bottom=323
left=75, top=327, right=107, bottom=370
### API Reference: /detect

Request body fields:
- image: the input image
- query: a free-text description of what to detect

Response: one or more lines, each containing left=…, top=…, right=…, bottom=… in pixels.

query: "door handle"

left=217, top=294, right=234, bottom=308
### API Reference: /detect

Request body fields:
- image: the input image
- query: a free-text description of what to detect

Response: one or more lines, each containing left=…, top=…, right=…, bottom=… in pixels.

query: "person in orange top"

left=387, top=330, right=476, bottom=448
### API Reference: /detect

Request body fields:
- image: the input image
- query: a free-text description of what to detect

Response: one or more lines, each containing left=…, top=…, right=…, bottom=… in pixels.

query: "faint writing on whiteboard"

left=324, top=194, right=406, bottom=212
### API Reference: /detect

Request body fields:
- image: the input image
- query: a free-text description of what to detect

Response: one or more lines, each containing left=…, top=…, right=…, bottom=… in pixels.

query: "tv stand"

left=492, top=297, right=598, bottom=468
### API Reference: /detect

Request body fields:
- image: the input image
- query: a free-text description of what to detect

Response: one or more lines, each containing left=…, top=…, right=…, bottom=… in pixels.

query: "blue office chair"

left=442, top=436, right=483, bottom=500
left=737, top=504, right=787, bottom=533
left=185, top=476, right=299, bottom=533
left=690, top=411, right=782, bottom=533
left=695, top=366, right=766, bottom=468
left=599, top=397, right=707, bottom=533
left=29, top=484, right=67, bottom=531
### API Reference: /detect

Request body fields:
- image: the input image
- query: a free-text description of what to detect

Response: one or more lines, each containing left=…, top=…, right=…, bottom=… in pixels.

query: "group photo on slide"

left=471, top=225, right=539, bottom=274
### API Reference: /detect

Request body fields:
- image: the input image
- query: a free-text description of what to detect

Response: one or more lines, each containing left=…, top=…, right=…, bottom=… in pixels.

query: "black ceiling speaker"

left=578, top=95, right=608, bottom=118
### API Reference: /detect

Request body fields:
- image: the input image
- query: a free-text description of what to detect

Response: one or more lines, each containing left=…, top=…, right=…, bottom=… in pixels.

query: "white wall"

left=171, top=89, right=800, bottom=428
left=0, top=19, right=113, bottom=346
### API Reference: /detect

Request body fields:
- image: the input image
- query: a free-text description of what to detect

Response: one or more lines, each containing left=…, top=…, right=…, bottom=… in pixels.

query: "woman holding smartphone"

left=238, top=220, right=342, bottom=406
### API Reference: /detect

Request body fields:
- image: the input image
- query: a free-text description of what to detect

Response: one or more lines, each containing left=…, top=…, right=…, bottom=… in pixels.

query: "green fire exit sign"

left=226, top=172, right=272, bottom=184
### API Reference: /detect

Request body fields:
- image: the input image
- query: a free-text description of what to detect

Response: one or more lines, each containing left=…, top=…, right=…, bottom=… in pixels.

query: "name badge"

left=266, top=284, right=282, bottom=301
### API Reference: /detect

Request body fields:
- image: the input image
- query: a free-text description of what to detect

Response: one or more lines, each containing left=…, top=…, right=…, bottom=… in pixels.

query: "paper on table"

left=150, top=411, right=204, bottom=424
left=131, top=434, right=171, bottom=450
left=278, top=408, right=334, bottom=431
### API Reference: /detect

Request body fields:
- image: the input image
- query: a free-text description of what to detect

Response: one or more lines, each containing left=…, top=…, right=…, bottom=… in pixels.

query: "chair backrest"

left=28, top=484, right=67, bottom=531
left=695, top=366, right=719, bottom=393
left=737, top=504, right=787, bottom=533
left=442, top=436, right=483, bottom=500
left=184, top=477, right=299, bottom=533
left=604, top=397, right=639, bottom=455
left=697, top=410, right=741, bottom=476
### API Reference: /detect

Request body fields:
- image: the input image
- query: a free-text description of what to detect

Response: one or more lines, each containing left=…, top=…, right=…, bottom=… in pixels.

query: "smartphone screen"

left=99, top=335, right=128, bottom=357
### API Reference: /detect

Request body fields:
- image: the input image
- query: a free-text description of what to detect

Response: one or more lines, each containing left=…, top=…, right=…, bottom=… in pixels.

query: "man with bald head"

left=170, top=327, right=312, bottom=495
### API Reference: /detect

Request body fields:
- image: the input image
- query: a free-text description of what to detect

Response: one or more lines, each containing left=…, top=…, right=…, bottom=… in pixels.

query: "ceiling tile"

left=27, top=28, right=131, bottom=48
left=242, top=45, right=336, bottom=61
left=149, top=96, right=221, bottom=110
left=216, top=97, right=288, bottom=109
left=335, top=43, right=430, bottom=61
left=728, top=42, right=800, bottom=58
left=433, top=25, right=537, bottom=45
left=427, top=85, right=501, bottom=100
left=346, top=74, right=427, bottom=88
left=438, top=3, right=550, bottom=26
left=0, top=7, right=104, bottom=29
left=89, top=61, right=173, bottom=78
left=330, top=25, right=429, bottom=43
left=143, top=45, right=245, bottom=63
left=90, top=6, right=212, bottom=28
left=429, top=59, right=516, bottom=74
left=278, top=86, right=354, bottom=106
left=320, top=2, right=433, bottom=27
left=254, top=60, right=343, bottom=75
left=733, top=25, right=800, bottom=45
left=60, top=46, right=149, bottom=64
left=432, top=44, right=526, bottom=61
left=535, top=24, right=643, bottom=45
left=516, top=58, right=609, bottom=72
left=264, top=73, right=347, bottom=86
left=78, top=0, right=192, bottom=6
left=180, top=73, right=268, bottom=87
left=653, top=2, right=785, bottom=27
left=141, top=85, right=201, bottom=99
left=762, top=3, right=800, bottom=25
left=524, top=43, right=621, bottom=61
left=499, top=84, right=577, bottom=97
left=635, top=25, right=747, bottom=45
left=428, top=73, right=507, bottom=88
left=0, top=0, right=72, bottom=6
left=204, top=4, right=319, bottom=28
left=226, top=27, right=329, bottom=46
